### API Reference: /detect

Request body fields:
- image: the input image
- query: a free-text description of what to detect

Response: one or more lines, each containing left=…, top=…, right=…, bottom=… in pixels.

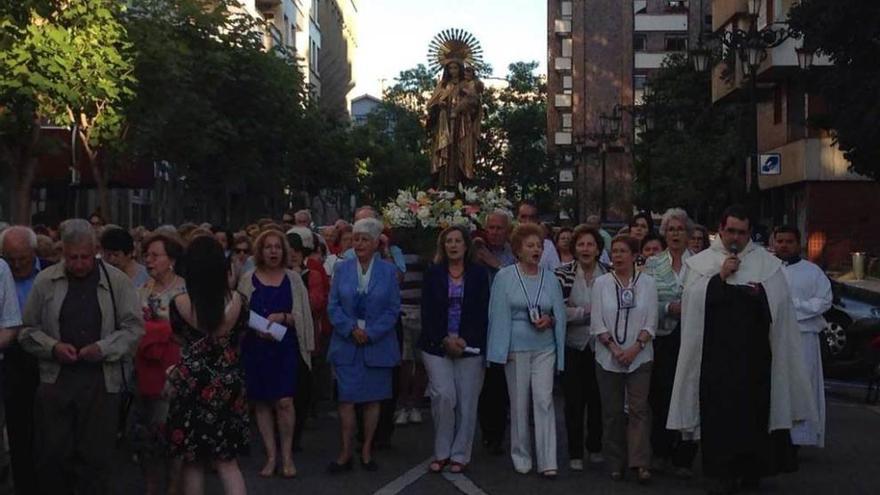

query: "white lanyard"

left=514, top=264, right=545, bottom=313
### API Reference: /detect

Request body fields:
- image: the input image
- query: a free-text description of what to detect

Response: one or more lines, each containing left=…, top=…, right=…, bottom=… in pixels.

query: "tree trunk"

left=13, top=157, right=37, bottom=225
left=7, top=122, right=42, bottom=225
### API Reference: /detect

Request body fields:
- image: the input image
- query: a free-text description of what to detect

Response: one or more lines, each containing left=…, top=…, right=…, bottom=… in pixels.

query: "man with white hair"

left=19, top=218, right=144, bottom=494
left=0, top=225, right=46, bottom=493
left=0, top=258, right=22, bottom=492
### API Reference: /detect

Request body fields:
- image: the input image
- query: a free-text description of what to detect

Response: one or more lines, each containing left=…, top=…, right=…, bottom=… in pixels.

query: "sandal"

left=429, top=459, right=449, bottom=473
left=281, top=461, right=297, bottom=479
left=259, top=458, right=276, bottom=478
left=449, top=462, right=466, bottom=474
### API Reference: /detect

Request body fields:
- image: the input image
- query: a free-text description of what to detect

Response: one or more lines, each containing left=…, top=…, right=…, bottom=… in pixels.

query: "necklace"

left=151, top=275, right=182, bottom=298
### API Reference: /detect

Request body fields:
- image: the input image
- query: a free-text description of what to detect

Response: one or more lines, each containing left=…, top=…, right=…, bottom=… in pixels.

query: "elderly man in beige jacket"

left=19, top=218, right=143, bottom=495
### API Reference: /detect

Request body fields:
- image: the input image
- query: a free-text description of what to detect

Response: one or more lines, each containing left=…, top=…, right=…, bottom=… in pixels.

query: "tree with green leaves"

left=788, top=0, right=880, bottom=179
left=124, top=0, right=322, bottom=225
left=635, top=54, right=746, bottom=224
left=1, top=0, right=135, bottom=223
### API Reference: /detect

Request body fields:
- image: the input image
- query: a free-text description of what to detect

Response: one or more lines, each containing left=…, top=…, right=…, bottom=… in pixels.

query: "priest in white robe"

left=667, top=206, right=816, bottom=492
left=773, top=225, right=832, bottom=448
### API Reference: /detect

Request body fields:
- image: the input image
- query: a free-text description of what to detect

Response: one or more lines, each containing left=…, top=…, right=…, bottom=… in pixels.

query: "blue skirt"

left=335, top=348, right=392, bottom=404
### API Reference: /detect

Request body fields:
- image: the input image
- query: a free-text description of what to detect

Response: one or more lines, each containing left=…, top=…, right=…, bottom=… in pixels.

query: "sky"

left=352, top=0, right=547, bottom=97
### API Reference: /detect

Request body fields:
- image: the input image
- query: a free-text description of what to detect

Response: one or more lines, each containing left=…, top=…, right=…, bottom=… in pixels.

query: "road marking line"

left=442, top=471, right=489, bottom=495
left=373, top=457, right=432, bottom=495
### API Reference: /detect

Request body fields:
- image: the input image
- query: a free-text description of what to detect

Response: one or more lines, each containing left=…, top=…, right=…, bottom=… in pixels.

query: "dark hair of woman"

left=433, top=225, right=474, bottom=264
left=183, top=235, right=231, bottom=333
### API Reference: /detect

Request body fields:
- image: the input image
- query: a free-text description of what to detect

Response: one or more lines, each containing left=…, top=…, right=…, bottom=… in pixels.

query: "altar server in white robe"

left=667, top=206, right=816, bottom=491
left=773, top=225, right=832, bottom=448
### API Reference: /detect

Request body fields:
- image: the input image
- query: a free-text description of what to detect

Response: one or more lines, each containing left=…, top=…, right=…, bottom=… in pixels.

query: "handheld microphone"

left=729, top=243, right=739, bottom=256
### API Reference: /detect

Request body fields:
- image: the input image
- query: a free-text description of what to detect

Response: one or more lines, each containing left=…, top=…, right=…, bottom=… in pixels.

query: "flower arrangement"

left=382, top=185, right=513, bottom=232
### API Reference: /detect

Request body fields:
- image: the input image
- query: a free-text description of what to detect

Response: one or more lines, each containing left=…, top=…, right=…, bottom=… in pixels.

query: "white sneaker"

left=394, top=409, right=409, bottom=426
left=569, top=459, right=584, bottom=471
left=588, top=453, right=605, bottom=464
left=408, top=408, right=423, bottom=424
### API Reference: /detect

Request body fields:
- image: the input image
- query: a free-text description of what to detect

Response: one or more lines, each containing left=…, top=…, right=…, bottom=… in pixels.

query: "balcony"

left=635, top=52, right=678, bottom=69
left=634, top=14, right=688, bottom=32
left=263, top=23, right=284, bottom=52
left=555, top=132, right=573, bottom=146
left=758, top=137, right=863, bottom=190
left=554, top=94, right=572, bottom=107
left=554, top=57, right=572, bottom=71
left=555, top=19, right=572, bottom=35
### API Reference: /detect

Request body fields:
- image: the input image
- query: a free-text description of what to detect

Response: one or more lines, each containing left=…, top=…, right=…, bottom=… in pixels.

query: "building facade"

left=318, top=0, right=358, bottom=117
left=547, top=1, right=707, bottom=222
left=711, top=0, right=880, bottom=268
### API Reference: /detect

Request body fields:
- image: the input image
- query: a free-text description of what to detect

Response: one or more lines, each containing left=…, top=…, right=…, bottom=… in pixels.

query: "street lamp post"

left=573, top=104, right=622, bottom=224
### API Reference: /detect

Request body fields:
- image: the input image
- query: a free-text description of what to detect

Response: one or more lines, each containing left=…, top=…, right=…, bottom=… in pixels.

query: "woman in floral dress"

left=166, top=236, right=249, bottom=495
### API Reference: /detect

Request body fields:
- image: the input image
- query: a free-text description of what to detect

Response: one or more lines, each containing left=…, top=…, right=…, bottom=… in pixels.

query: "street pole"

left=600, top=144, right=608, bottom=223
left=749, top=69, right=760, bottom=217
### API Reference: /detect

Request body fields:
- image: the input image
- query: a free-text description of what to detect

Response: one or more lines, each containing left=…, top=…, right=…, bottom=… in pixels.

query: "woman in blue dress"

left=237, top=230, right=315, bottom=478
left=327, top=218, right=401, bottom=473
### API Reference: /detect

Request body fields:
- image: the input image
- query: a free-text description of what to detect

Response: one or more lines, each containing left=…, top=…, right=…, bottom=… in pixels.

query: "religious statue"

left=426, top=29, right=485, bottom=189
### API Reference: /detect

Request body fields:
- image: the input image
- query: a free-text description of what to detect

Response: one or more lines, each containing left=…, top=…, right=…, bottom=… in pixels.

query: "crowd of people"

left=0, top=201, right=831, bottom=495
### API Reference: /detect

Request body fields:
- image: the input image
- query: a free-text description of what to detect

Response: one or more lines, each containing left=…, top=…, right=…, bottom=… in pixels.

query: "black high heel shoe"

left=327, top=458, right=354, bottom=475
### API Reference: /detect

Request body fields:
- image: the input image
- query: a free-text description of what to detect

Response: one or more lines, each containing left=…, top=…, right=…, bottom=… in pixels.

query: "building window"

left=561, top=38, right=572, bottom=57
left=634, top=74, right=647, bottom=90
left=562, top=113, right=572, bottom=130
left=634, top=34, right=647, bottom=51
left=562, top=75, right=572, bottom=90
left=665, top=35, right=688, bottom=52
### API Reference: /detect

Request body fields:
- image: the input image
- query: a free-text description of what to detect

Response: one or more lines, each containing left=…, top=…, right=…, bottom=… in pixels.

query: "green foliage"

left=788, top=0, right=880, bottom=179
left=123, top=0, right=354, bottom=223
left=635, top=54, right=746, bottom=224
left=349, top=102, right=431, bottom=204
left=477, top=61, right=553, bottom=212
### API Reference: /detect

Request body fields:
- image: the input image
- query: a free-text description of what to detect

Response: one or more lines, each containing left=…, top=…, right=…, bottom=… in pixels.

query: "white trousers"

left=422, top=352, right=486, bottom=463
left=505, top=348, right=558, bottom=473
left=791, top=332, right=826, bottom=447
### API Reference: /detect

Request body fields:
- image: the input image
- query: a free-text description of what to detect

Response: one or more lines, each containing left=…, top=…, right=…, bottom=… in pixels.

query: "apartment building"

left=547, top=1, right=706, bottom=222
left=318, top=0, right=358, bottom=117
left=710, top=0, right=880, bottom=267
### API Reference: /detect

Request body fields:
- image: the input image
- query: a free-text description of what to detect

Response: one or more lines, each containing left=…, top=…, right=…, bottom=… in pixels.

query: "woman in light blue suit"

left=327, top=218, right=401, bottom=474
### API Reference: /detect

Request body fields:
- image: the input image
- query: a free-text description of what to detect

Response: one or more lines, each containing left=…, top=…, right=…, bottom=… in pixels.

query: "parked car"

left=822, top=284, right=880, bottom=381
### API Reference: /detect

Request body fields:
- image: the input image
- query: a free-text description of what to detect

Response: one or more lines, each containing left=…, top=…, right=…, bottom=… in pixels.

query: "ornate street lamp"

left=796, top=45, right=815, bottom=71
left=690, top=46, right=711, bottom=73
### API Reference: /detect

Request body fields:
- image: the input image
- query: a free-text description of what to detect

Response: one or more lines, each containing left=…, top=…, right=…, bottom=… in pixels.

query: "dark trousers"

left=649, top=329, right=698, bottom=468
left=293, top=354, right=312, bottom=450
left=477, top=363, right=509, bottom=446
left=33, top=367, right=120, bottom=495
left=561, top=346, right=603, bottom=459
left=3, top=346, right=39, bottom=495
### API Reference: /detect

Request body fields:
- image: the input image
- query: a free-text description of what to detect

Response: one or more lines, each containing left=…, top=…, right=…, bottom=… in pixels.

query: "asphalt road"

left=111, top=382, right=880, bottom=494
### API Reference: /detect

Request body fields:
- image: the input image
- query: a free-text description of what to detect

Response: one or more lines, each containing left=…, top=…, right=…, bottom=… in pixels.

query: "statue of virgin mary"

left=426, top=29, right=485, bottom=189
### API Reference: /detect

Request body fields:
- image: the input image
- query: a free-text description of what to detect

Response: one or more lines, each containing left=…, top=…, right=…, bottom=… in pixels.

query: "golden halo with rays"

left=427, top=28, right=486, bottom=75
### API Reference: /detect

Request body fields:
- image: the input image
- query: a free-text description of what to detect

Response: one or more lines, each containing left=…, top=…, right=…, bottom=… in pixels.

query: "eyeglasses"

left=234, top=248, right=250, bottom=254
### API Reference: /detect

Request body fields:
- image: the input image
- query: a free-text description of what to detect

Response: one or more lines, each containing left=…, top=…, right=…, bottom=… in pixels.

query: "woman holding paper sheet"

left=418, top=226, right=490, bottom=474
left=327, top=218, right=401, bottom=473
left=237, top=230, right=315, bottom=478
left=486, top=223, right=567, bottom=479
